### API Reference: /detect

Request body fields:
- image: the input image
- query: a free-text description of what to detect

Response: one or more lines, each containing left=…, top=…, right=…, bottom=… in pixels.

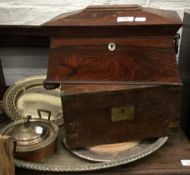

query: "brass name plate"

left=111, top=105, right=135, bottom=122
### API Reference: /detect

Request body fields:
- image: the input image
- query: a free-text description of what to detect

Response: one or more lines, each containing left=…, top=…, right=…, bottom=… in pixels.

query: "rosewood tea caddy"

left=43, top=5, right=182, bottom=147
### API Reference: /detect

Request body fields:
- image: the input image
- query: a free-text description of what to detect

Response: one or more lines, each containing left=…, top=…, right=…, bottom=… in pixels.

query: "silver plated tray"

left=63, top=138, right=157, bottom=162
left=3, top=75, right=63, bottom=126
left=14, top=128, right=168, bottom=172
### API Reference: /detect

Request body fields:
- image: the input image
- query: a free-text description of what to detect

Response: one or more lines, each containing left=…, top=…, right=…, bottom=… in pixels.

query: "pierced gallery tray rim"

left=3, top=75, right=63, bottom=126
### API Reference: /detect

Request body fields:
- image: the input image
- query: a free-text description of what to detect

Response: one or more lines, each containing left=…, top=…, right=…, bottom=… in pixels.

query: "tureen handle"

left=23, top=115, right=32, bottom=128
left=37, top=109, right=51, bottom=121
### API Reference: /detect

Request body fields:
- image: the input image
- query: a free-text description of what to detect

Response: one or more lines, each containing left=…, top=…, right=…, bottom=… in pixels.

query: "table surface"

left=15, top=128, right=190, bottom=175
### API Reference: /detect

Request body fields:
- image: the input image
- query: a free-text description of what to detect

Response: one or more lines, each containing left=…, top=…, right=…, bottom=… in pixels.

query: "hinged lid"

left=43, top=5, right=181, bottom=36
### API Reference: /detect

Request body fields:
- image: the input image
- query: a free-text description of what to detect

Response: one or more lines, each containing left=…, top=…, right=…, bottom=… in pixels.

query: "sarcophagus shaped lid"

left=43, top=5, right=181, bottom=37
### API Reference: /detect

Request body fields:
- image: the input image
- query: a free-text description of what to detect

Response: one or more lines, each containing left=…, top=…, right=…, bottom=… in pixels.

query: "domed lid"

left=10, top=115, right=49, bottom=146
left=0, top=113, right=59, bottom=153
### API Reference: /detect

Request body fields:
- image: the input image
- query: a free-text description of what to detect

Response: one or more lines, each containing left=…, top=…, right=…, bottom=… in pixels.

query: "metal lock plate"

left=111, top=105, right=135, bottom=122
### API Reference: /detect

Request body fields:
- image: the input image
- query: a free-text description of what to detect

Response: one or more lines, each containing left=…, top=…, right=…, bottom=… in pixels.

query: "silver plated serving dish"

left=63, top=138, right=155, bottom=162
left=14, top=127, right=168, bottom=172
left=3, top=75, right=63, bottom=126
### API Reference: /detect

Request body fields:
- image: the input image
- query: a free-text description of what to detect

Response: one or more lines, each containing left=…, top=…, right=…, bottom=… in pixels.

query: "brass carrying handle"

left=37, top=109, right=51, bottom=121
left=23, top=115, right=32, bottom=128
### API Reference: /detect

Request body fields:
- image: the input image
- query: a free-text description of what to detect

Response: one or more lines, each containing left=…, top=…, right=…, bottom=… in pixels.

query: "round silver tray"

left=14, top=128, right=168, bottom=172
left=63, top=138, right=160, bottom=163
left=3, top=75, right=63, bottom=126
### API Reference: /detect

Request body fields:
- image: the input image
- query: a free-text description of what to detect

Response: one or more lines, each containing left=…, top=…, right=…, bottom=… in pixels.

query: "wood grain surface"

left=44, top=5, right=181, bottom=37
left=46, top=37, right=180, bottom=84
left=0, top=135, right=15, bottom=175
left=44, top=5, right=181, bottom=85
left=61, top=84, right=181, bottom=147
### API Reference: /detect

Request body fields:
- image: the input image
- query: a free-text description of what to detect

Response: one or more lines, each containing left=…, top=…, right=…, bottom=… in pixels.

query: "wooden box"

left=61, top=84, right=181, bottom=147
left=43, top=5, right=182, bottom=147
left=44, top=5, right=181, bottom=84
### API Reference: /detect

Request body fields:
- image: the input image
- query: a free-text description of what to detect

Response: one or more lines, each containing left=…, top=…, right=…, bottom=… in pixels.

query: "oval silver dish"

left=14, top=128, right=168, bottom=172
left=3, top=75, right=63, bottom=126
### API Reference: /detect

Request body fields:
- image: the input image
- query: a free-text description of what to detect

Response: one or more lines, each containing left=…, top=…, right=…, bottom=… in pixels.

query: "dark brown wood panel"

left=61, top=84, right=181, bottom=147
left=0, top=35, right=49, bottom=47
left=0, top=26, right=49, bottom=47
left=45, top=25, right=181, bottom=37
left=44, top=5, right=181, bottom=37
left=46, top=37, right=180, bottom=83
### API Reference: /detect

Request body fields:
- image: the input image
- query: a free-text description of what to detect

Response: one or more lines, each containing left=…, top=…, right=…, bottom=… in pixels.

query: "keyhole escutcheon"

left=108, top=42, right=116, bottom=51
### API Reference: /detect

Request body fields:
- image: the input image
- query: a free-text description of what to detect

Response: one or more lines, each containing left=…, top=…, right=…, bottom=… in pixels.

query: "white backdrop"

left=0, top=0, right=187, bottom=25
